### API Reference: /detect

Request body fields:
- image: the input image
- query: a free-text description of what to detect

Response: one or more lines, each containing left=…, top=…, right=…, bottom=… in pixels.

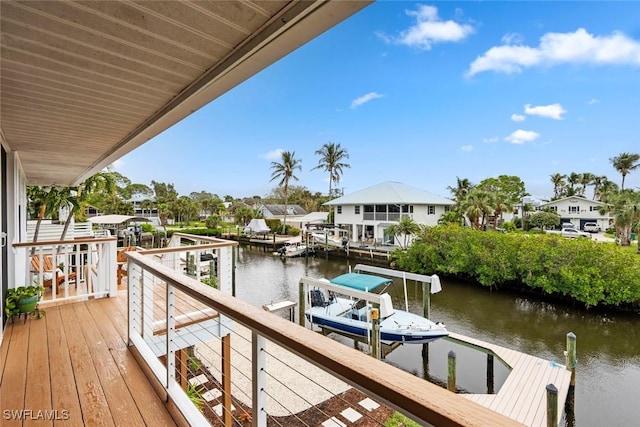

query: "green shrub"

left=205, top=214, right=221, bottom=229
left=264, top=219, right=281, bottom=232
left=393, top=225, right=640, bottom=308
left=384, top=412, right=421, bottom=427
left=166, top=228, right=221, bottom=238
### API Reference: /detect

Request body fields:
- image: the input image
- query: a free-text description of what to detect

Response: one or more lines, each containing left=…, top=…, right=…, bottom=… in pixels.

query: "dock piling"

left=565, top=332, right=577, bottom=386
left=447, top=350, right=456, bottom=392
left=371, top=307, right=380, bottom=360
left=487, top=354, right=495, bottom=394
left=546, top=384, right=558, bottom=427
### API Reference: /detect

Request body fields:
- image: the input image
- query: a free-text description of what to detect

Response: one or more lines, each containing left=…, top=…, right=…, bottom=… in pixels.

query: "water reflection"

left=234, top=245, right=640, bottom=426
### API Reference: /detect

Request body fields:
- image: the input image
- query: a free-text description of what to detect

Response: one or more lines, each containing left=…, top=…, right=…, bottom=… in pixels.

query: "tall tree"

left=610, top=152, right=640, bottom=190
left=270, top=151, right=301, bottom=233
left=550, top=173, right=566, bottom=199
left=599, top=189, right=640, bottom=248
left=447, top=177, right=474, bottom=206
left=385, top=217, right=420, bottom=249
left=312, top=142, right=350, bottom=198
left=60, top=171, right=116, bottom=240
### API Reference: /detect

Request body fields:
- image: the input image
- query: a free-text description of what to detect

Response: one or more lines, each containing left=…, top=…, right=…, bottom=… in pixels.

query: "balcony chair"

left=30, top=255, right=77, bottom=290
left=117, top=246, right=137, bottom=286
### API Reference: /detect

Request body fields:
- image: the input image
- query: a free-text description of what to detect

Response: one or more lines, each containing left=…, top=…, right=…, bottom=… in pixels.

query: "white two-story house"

left=538, top=196, right=612, bottom=231
left=324, top=181, right=454, bottom=245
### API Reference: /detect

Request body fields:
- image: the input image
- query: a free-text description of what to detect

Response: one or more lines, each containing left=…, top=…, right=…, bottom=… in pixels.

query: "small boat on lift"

left=277, top=236, right=307, bottom=258
left=305, top=273, right=448, bottom=344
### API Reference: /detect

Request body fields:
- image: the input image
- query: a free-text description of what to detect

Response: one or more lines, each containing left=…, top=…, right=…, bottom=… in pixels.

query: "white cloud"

left=482, top=137, right=499, bottom=143
left=524, top=103, right=567, bottom=120
left=511, top=113, right=526, bottom=122
left=467, top=28, right=640, bottom=76
left=501, top=32, right=524, bottom=45
left=505, top=129, right=540, bottom=144
left=461, top=145, right=473, bottom=152
left=390, top=5, right=474, bottom=50
left=588, top=98, right=600, bottom=105
left=263, top=148, right=284, bottom=160
left=350, top=92, right=383, bottom=109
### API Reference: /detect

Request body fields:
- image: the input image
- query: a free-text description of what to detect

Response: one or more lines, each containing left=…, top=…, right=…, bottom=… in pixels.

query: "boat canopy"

left=330, top=273, right=392, bottom=292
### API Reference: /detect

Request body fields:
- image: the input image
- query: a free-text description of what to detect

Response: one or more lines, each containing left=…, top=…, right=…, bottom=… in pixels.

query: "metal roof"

left=0, top=0, right=371, bottom=186
left=325, top=181, right=454, bottom=206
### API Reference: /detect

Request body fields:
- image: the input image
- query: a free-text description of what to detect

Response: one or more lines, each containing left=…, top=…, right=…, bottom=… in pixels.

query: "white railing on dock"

left=125, top=236, right=517, bottom=427
left=13, top=237, right=118, bottom=304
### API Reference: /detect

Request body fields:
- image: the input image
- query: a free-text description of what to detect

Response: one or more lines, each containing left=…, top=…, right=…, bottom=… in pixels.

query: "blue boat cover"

left=330, top=273, right=392, bottom=291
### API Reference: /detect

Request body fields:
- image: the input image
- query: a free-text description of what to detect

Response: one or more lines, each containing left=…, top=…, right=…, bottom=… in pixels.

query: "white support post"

left=252, top=332, right=267, bottom=427
left=128, top=264, right=141, bottom=344
left=217, top=246, right=233, bottom=295
left=166, top=283, right=176, bottom=389
left=107, top=239, right=118, bottom=296
left=142, top=269, right=154, bottom=343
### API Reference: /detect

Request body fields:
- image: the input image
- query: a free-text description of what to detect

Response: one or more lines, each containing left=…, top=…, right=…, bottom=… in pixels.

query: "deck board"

left=24, top=313, right=53, bottom=427
left=447, top=332, right=572, bottom=427
left=1, top=321, right=29, bottom=427
left=0, top=295, right=176, bottom=427
left=45, top=308, right=84, bottom=427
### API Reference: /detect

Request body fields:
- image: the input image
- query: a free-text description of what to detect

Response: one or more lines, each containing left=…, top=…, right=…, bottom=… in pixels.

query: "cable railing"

left=126, top=234, right=517, bottom=427
left=13, top=237, right=118, bottom=304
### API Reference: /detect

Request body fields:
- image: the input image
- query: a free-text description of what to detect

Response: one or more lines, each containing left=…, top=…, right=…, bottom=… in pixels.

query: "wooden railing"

left=125, top=237, right=519, bottom=427
left=13, top=237, right=118, bottom=304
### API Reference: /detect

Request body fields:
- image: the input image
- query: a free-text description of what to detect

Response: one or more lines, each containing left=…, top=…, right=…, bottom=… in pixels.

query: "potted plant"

left=5, top=285, right=46, bottom=320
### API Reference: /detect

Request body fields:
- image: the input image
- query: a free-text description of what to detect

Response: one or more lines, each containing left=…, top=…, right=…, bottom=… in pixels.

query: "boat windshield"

left=330, top=273, right=392, bottom=292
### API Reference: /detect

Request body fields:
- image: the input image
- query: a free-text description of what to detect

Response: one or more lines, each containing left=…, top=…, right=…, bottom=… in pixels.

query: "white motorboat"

left=305, top=273, right=448, bottom=344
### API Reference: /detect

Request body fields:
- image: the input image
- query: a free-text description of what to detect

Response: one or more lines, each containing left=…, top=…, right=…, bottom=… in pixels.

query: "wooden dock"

left=446, top=332, right=573, bottom=427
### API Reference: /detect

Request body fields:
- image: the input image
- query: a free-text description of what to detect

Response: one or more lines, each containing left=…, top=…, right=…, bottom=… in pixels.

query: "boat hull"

left=305, top=297, right=448, bottom=344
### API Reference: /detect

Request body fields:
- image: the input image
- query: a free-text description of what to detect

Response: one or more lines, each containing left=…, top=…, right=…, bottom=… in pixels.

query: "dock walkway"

left=447, top=332, right=573, bottom=427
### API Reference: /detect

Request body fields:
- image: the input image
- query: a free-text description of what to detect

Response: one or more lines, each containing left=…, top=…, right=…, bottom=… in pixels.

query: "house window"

left=549, top=206, right=557, bottom=212
left=569, top=206, right=579, bottom=214
left=401, top=205, right=414, bottom=213
left=427, top=205, right=435, bottom=215
left=337, top=206, right=342, bottom=214
left=590, top=206, right=598, bottom=212
left=364, top=205, right=374, bottom=220
left=355, top=205, right=360, bottom=214
left=444, top=205, right=451, bottom=212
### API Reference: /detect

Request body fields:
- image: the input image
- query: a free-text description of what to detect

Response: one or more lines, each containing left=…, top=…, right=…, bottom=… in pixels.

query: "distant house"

left=324, top=181, right=454, bottom=245
left=537, top=196, right=611, bottom=230
left=128, top=193, right=159, bottom=222
left=258, top=204, right=308, bottom=227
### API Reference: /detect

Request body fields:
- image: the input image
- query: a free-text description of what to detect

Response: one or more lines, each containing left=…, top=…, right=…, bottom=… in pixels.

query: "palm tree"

left=447, top=177, right=474, bottom=205
left=566, top=172, right=581, bottom=196
left=60, top=171, right=116, bottom=240
left=599, top=190, right=640, bottom=248
left=385, top=217, right=421, bottom=249
left=461, top=189, right=494, bottom=229
left=492, top=193, right=513, bottom=229
left=610, top=152, right=640, bottom=190
left=578, top=172, right=594, bottom=197
left=550, top=173, right=566, bottom=199
left=270, top=151, right=301, bottom=234
left=312, top=142, right=350, bottom=198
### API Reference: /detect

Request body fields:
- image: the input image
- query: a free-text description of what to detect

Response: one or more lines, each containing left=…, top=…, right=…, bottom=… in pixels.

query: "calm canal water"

left=233, top=245, right=640, bottom=427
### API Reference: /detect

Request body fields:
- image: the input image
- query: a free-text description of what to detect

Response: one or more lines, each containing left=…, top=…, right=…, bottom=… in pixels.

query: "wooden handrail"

left=13, top=236, right=117, bottom=248
left=126, top=251, right=521, bottom=427
left=141, top=242, right=237, bottom=256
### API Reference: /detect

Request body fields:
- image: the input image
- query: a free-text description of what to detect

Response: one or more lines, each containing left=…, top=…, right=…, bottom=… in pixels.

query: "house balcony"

left=2, top=234, right=515, bottom=426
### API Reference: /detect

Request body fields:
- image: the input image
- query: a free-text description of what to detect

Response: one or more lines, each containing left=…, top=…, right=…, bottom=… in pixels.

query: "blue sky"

left=115, top=1, right=640, bottom=200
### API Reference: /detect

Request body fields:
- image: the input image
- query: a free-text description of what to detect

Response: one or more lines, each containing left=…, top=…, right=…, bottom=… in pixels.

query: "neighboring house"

left=324, top=181, right=454, bottom=245
left=293, top=211, right=329, bottom=230
left=258, top=204, right=308, bottom=225
left=129, top=193, right=159, bottom=222
left=537, top=196, right=611, bottom=230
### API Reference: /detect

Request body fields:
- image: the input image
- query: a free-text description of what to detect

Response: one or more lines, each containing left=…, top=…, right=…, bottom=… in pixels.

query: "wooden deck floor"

left=0, top=292, right=177, bottom=426
left=447, top=332, right=573, bottom=427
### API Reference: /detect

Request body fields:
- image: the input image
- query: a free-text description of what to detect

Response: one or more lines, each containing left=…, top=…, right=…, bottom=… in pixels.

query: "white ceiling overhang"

left=0, top=0, right=372, bottom=186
